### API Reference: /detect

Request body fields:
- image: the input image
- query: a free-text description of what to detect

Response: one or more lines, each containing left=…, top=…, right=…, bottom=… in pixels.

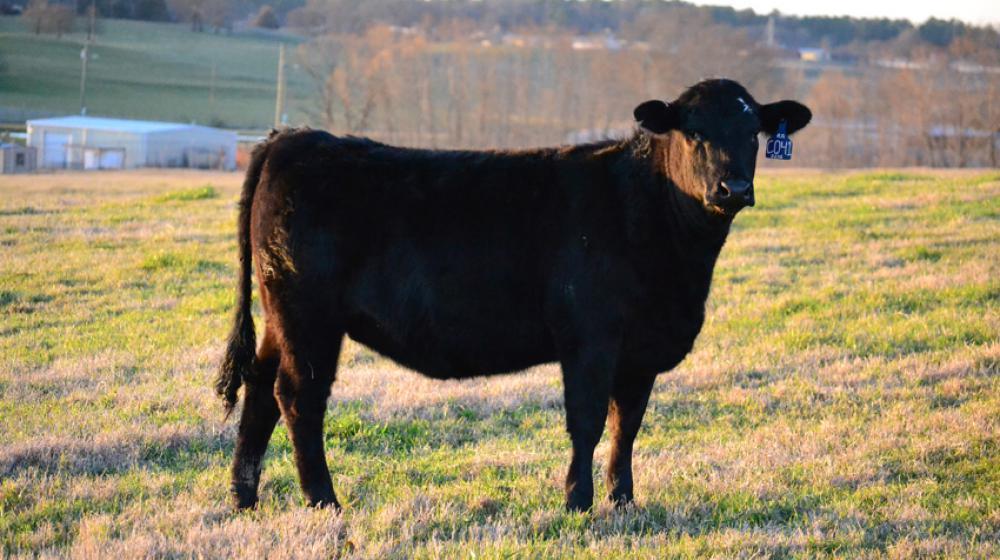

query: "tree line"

left=289, top=11, right=1000, bottom=167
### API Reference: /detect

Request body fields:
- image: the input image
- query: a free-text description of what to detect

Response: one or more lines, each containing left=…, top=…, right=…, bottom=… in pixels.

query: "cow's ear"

left=760, top=100, right=812, bottom=135
left=634, top=100, right=681, bottom=135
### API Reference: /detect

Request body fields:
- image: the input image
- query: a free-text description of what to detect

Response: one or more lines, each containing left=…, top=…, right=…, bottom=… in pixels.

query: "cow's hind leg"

left=275, top=331, right=343, bottom=508
left=230, top=329, right=282, bottom=510
left=605, top=373, right=656, bottom=507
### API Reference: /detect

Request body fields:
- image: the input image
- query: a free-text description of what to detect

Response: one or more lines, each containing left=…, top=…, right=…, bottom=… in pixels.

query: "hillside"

left=0, top=17, right=307, bottom=129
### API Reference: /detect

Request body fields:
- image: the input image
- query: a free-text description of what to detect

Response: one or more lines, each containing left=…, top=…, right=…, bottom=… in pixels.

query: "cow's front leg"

left=559, top=343, right=617, bottom=512
left=606, top=372, right=656, bottom=507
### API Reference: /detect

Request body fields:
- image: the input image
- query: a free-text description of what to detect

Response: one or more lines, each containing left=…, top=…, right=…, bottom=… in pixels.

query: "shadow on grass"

left=0, top=206, right=61, bottom=216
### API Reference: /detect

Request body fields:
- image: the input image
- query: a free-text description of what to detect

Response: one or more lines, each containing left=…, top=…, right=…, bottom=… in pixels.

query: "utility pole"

left=992, top=128, right=998, bottom=168
left=79, top=43, right=89, bottom=115
left=209, top=60, right=217, bottom=109
left=79, top=1, right=96, bottom=115
left=87, top=0, right=96, bottom=41
left=274, top=43, right=286, bottom=128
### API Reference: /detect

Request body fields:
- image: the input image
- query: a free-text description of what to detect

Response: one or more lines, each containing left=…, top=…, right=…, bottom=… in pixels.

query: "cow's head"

left=634, top=79, right=811, bottom=217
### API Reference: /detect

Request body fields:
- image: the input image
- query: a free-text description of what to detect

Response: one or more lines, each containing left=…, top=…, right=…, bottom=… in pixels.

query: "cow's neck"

left=616, top=134, right=733, bottom=301
left=659, top=183, right=730, bottom=303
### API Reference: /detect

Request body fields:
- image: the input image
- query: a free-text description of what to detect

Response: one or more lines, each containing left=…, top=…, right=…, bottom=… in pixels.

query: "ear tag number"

left=766, top=120, right=792, bottom=160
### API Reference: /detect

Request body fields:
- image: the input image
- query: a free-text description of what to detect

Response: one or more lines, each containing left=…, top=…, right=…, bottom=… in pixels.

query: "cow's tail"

left=216, top=136, right=272, bottom=418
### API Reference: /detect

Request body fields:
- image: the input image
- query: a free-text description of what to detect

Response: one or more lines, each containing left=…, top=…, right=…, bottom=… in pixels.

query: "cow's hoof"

left=609, top=487, right=634, bottom=509
left=609, top=493, right=634, bottom=509
left=231, top=488, right=258, bottom=511
left=565, top=495, right=593, bottom=513
left=306, top=496, right=342, bottom=510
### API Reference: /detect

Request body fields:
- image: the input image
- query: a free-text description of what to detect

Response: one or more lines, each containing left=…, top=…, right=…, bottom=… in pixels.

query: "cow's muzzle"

left=708, top=179, right=755, bottom=213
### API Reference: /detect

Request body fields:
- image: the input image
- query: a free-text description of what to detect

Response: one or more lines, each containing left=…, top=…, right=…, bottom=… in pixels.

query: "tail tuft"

left=216, top=312, right=256, bottom=417
left=215, top=139, right=271, bottom=418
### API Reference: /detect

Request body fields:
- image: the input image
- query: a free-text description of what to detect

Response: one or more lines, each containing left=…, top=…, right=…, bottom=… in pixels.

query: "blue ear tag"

left=765, top=120, right=792, bottom=160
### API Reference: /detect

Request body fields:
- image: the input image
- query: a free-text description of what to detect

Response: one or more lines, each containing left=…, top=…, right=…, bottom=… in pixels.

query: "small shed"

left=0, top=144, right=37, bottom=174
left=26, top=116, right=237, bottom=170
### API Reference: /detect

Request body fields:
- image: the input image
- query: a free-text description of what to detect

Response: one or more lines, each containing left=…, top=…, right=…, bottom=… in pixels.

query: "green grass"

left=0, top=169, right=998, bottom=558
left=0, top=17, right=309, bottom=128
left=154, top=185, right=218, bottom=202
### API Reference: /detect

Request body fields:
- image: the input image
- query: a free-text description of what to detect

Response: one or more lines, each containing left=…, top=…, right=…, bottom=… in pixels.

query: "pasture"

left=0, top=169, right=998, bottom=558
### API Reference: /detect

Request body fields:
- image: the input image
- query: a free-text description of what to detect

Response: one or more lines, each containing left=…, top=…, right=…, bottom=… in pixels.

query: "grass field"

left=0, top=17, right=307, bottom=128
left=0, top=168, right=998, bottom=558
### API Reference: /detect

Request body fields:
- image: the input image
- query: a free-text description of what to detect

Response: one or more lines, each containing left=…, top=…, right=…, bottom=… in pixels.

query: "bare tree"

left=167, top=0, right=211, bottom=32
left=288, top=11, right=999, bottom=165
left=22, top=0, right=74, bottom=37
left=297, top=37, right=341, bottom=130
left=202, top=0, right=232, bottom=33
left=22, top=0, right=47, bottom=34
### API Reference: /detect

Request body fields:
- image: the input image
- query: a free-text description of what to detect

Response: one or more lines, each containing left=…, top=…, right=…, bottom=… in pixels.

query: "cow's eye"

left=690, top=131, right=704, bottom=142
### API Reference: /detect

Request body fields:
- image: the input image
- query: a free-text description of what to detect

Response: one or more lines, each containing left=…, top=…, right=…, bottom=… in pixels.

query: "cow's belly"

left=341, top=252, right=556, bottom=379
left=345, top=315, right=555, bottom=379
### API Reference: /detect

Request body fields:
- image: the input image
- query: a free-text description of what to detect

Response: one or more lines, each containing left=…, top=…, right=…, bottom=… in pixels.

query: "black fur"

left=218, top=79, right=811, bottom=511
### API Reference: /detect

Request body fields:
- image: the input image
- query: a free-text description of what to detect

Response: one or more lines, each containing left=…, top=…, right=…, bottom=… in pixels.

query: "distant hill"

left=273, top=0, right=996, bottom=50
left=0, top=17, right=307, bottom=129
left=33, top=0, right=1000, bottom=52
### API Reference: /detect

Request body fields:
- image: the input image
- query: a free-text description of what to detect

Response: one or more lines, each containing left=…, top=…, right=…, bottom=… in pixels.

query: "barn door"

left=83, top=149, right=100, bottom=170
left=43, top=132, right=69, bottom=168
left=99, top=150, right=124, bottom=169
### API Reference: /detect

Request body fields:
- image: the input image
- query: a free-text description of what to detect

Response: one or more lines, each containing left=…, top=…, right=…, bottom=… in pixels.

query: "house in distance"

left=26, top=116, right=237, bottom=171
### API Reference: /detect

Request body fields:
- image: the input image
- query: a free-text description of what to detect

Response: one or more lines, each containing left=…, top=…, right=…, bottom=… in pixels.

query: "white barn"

left=26, top=116, right=237, bottom=170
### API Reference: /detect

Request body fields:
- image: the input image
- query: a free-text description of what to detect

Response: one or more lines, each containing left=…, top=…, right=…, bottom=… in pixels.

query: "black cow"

left=216, top=78, right=811, bottom=512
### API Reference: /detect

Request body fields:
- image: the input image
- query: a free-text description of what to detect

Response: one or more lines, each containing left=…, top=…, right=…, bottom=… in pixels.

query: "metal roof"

left=26, top=116, right=219, bottom=134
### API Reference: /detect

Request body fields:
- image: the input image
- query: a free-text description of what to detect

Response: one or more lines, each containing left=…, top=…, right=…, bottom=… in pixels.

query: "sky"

left=688, top=0, right=1000, bottom=25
